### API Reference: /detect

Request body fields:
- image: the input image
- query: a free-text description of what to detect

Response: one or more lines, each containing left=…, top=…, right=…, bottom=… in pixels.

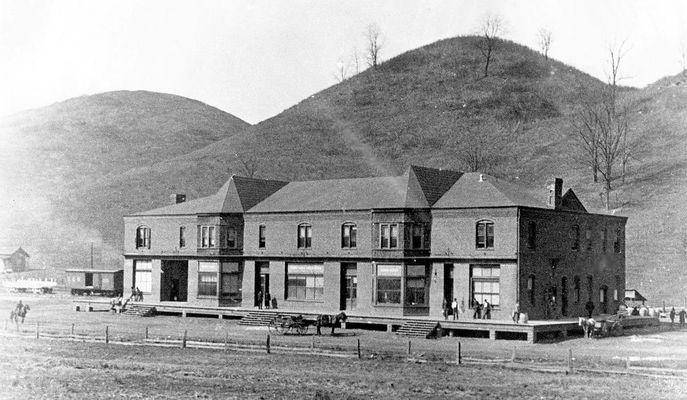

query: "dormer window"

left=475, top=220, right=494, bottom=249
left=136, top=226, right=151, bottom=249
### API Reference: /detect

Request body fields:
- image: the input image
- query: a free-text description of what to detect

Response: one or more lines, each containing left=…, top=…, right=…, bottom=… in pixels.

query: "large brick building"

left=123, top=166, right=626, bottom=320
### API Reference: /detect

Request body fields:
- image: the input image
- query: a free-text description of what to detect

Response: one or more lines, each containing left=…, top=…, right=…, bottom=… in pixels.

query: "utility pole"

left=90, top=242, right=94, bottom=269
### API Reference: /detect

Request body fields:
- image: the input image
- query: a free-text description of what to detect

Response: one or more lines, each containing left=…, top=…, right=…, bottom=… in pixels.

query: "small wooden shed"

left=66, top=268, right=123, bottom=297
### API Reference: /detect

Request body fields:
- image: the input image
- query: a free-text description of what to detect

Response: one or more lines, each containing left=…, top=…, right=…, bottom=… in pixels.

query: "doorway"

left=85, top=273, right=93, bottom=287
left=340, top=263, right=357, bottom=310
left=161, top=260, right=188, bottom=301
left=561, top=277, right=568, bottom=316
left=255, top=262, right=270, bottom=308
left=443, top=264, right=454, bottom=306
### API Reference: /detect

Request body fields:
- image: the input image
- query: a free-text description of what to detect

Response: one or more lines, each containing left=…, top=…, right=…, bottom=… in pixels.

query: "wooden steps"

left=396, top=320, right=441, bottom=339
left=123, top=304, right=156, bottom=317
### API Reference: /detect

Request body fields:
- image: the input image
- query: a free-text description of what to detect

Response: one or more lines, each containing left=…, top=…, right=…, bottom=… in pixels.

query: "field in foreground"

left=2, top=293, right=687, bottom=399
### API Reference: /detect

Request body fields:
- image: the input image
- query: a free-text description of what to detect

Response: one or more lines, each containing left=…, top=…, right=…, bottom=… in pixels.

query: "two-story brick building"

left=123, top=166, right=626, bottom=320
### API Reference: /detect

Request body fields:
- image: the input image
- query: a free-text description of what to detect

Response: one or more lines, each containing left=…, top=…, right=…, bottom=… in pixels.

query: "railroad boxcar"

left=66, top=269, right=123, bottom=297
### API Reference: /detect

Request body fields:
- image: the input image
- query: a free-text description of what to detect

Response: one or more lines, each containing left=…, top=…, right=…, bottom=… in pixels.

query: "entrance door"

left=443, top=264, right=454, bottom=306
left=340, top=263, right=357, bottom=310
left=255, top=262, right=270, bottom=307
left=161, top=260, right=188, bottom=301
left=561, top=277, right=568, bottom=316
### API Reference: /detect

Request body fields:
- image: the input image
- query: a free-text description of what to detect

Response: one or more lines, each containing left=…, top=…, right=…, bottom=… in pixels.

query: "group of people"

left=131, top=287, right=144, bottom=302
left=257, top=290, right=276, bottom=309
left=669, top=307, right=687, bottom=329
left=442, top=297, right=493, bottom=320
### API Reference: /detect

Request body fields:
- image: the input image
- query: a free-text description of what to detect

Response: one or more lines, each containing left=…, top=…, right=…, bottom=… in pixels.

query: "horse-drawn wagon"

left=267, top=312, right=348, bottom=335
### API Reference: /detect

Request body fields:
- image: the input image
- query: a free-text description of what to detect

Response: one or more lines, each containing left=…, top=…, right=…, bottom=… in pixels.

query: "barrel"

left=518, top=313, right=529, bottom=324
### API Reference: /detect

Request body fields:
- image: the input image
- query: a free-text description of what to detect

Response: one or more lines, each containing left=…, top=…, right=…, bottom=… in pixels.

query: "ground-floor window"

left=376, top=264, right=402, bottom=304
left=405, top=265, right=427, bottom=306
left=287, top=263, right=324, bottom=300
left=221, top=262, right=242, bottom=300
left=134, top=260, right=152, bottom=293
left=198, top=261, right=219, bottom=296
left=471, top=264, right=500, bottom=307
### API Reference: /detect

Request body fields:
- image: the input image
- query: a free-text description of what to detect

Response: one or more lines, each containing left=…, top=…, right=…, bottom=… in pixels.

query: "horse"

left=578, top=316, right=595, bottom=338
left=315, top=312, right=347, bottom=335
left=9, top=304, right=30, bottom=328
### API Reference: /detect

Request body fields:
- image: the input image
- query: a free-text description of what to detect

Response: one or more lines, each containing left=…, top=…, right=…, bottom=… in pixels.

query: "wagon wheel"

left=296, top=324, right=309, bottom=335
left=268, top=317, right=285, bottom=335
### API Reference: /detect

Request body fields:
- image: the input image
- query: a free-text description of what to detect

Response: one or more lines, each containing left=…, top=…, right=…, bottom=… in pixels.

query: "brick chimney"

left=547, top=178, right=562, bottom=210
left=170, top=193, right=186, bottom=204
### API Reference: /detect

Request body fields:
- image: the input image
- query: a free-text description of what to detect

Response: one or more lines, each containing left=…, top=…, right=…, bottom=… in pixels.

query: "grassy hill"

left=3, top=37, right=686, bottom=304
left=0, top=91, right=250, bottom=269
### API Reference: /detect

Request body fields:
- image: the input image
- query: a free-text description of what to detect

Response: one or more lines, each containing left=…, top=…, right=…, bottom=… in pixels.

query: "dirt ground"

left=1, top=292, right=687, bottom=399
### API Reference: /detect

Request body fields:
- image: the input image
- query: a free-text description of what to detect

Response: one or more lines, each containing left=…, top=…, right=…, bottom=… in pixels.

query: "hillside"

left=4, top=36, right=686, bottom=304
left=0, top=91, right=250, bottom=269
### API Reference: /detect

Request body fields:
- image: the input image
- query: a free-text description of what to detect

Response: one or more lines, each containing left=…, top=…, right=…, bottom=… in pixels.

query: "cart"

left=268, top=314, right=309, bottom=335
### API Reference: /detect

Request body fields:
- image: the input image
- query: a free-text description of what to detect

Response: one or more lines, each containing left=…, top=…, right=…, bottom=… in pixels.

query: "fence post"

left=182, top=330, right=187, bottom=349
left=71, top=323, right=75, bottom=337
left=145, top=326, right=149, bottom=341
left=567, top=348, right=573, bottom=374
left=224, top=332, right=228, bottom=352
left=36, top=322, right=39, bottom=340
left=105, top=326, right=109, bottom=344
left=511, top=347, right=516, bottom=362
left=266, top=334, right=271, bottom=354
left=407, top=340, right=412, bottom=356
left=626, top=356, right=631, bottom=369
left=456, top=342, right=462, bottom=365
left=311, top=335, right=315, bottom=351
left=357, top=339, right=361, bottom=359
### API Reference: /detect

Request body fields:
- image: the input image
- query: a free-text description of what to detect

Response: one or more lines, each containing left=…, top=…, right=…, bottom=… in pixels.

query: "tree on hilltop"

left=476, top=15, right=505, bottom=77
left=365, top=23, right=384, bottom=70
left=537, top=28, right=553, bottom=60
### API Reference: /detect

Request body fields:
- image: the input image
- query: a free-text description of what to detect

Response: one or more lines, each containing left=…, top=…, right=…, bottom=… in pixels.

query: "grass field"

left=2, top=292, right=687, bottom=399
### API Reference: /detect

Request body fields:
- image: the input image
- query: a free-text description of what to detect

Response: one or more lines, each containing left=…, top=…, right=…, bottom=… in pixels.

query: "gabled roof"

left=561, top=189, right=587, bottom=212
left=433, top=173, right=547, bottom=209
left=133, top=176, right=288, bottom=216
left=248, top=166, right=463, bottom=213
left=0, top=247, right=29, bottom=258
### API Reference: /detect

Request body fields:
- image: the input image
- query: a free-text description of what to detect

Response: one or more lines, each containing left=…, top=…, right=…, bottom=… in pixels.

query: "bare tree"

left=537, top=28, right=553, bottom=60
left=679, top=40, right=686, bottom=76
left=333, top=60, right=348, bottom=83
left=476, top=15, right=504, bottom=77
left=351, top=46, right=361, bottom=75
left=454, top=117, right=520, bottom=173
left=365, top=24, right=384, bottom=69
left=233, top=153, right=258, bottom=178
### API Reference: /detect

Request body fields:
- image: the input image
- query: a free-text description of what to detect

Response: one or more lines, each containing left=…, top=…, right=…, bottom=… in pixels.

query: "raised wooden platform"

left=72, top=299, right=659, bottom=343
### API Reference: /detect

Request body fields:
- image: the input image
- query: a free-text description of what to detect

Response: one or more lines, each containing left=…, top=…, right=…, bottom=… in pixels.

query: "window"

left=226, top=227, right=237, bottom=248
left=220, top=262, right=242, bottom=300
left=341, top=223, right=357, bottom=248
left=179, top=227, right=186, bottom=248
left=585, top=229, right=592, bottom=250
left=599, top=286, right=608, bottom=304
left=614, top=227, right=622, bottom=253
left=405, top=265, right=427, bottom=305
left=573, top=276, right=581, bottom=303
left=601, top=227, right=608, bottom=252
left=286, top=264, right=324, bottom=300
left=200, top=226, right=216, bottom=248
left=527, top=275, right=535, bottom=305
left=476, top=221, right=494, bottom=249
left=471, top=264, right=500, bottom=307
left=258, top=225, right=266, bottom=248
left=586, top=275, right=593, bottom=301
left=571, top=225, right=580, bottom=250
left=135, top=226, right=151, bottom=249
left=376, top=264, right=401, bottom=304
left=198, top=261, right=218, bottom=296
left=297, top=224, right=312, bottom=248
left=410, top=224, right=424, bottom=249
left=527, top=221, right=536, bottom=249
left=614, top=275, right=621, bottom=301
left=134, top=260, right=152, bottom=293
left=380, top=224, right=398, bottom=249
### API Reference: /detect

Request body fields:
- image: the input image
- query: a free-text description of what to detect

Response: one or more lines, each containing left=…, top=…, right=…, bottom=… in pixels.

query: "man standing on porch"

left=451, top=298, right=458, bottom=320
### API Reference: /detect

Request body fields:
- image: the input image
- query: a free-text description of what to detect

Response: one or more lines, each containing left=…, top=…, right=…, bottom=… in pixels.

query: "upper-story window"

left=297, top=224, right=312, bottom=248
left=601, top=227, right=608, bottom=253
left=573, top=276, right=581, bottom=303
left=571, top=225, right=580, bottom=250
left=380, top=223, right=398, bottom=249
left=179, top=227, right=186, bottom=248
left=226, top=227, right=237, bottom=248
left=585, top=229, right=592, bottom=251
left=613, top=227, right=622, bottom=253
left=410, top=224, right=424, bottom=249
left=200, top=226, right=216, bottom=248
left=526, top=221, right=536, bottom=249
left=136, top=226, right=151, bottom=249
left=258, top=225, right=266, bottom=248
left=475, top=220, right=494, bottom=249
left=341, top=223, right=357, bottom=248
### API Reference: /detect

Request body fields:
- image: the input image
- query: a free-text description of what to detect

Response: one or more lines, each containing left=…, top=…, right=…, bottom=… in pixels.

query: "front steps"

left=123, top=304, right=156, bottom=317
left=396, top=320, right=441, bottom=339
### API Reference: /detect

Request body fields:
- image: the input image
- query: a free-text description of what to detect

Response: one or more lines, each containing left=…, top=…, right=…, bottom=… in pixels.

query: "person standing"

left=512, top=302, right=520, bottom=324
left=451, top=298, right=458, bottom=321
left=473, top=298, right=482, bottom=319
left=265, top=292, right=271, bottom=309
left=679, top=309, right=686, bottom=329
left=257, top=290, right=263, bottom=310
left=483, top=300, right=491, bottom=320
left=670, top=307, right=676, bottom=329
left=585, top=300, right=595, bottom=318
left=442, top=298, right=448, bottom=320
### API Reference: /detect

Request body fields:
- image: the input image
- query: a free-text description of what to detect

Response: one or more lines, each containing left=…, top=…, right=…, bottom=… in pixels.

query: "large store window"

left=198, top=261, right=219, bottom=296
left=471, top=264, right=500, bottom=307
left=221, top=262, right=242, bottom=300
left=405, top=265, right=427, bottom=305
left=287, top=264, right=323, bottom=300
left=376, top=264, right=402, bottom=304
left=134, top=260, right=152, bottom=293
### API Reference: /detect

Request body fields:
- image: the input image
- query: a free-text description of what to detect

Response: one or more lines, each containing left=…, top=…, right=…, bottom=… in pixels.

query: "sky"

left=1, top=0, right=686, bottom=124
